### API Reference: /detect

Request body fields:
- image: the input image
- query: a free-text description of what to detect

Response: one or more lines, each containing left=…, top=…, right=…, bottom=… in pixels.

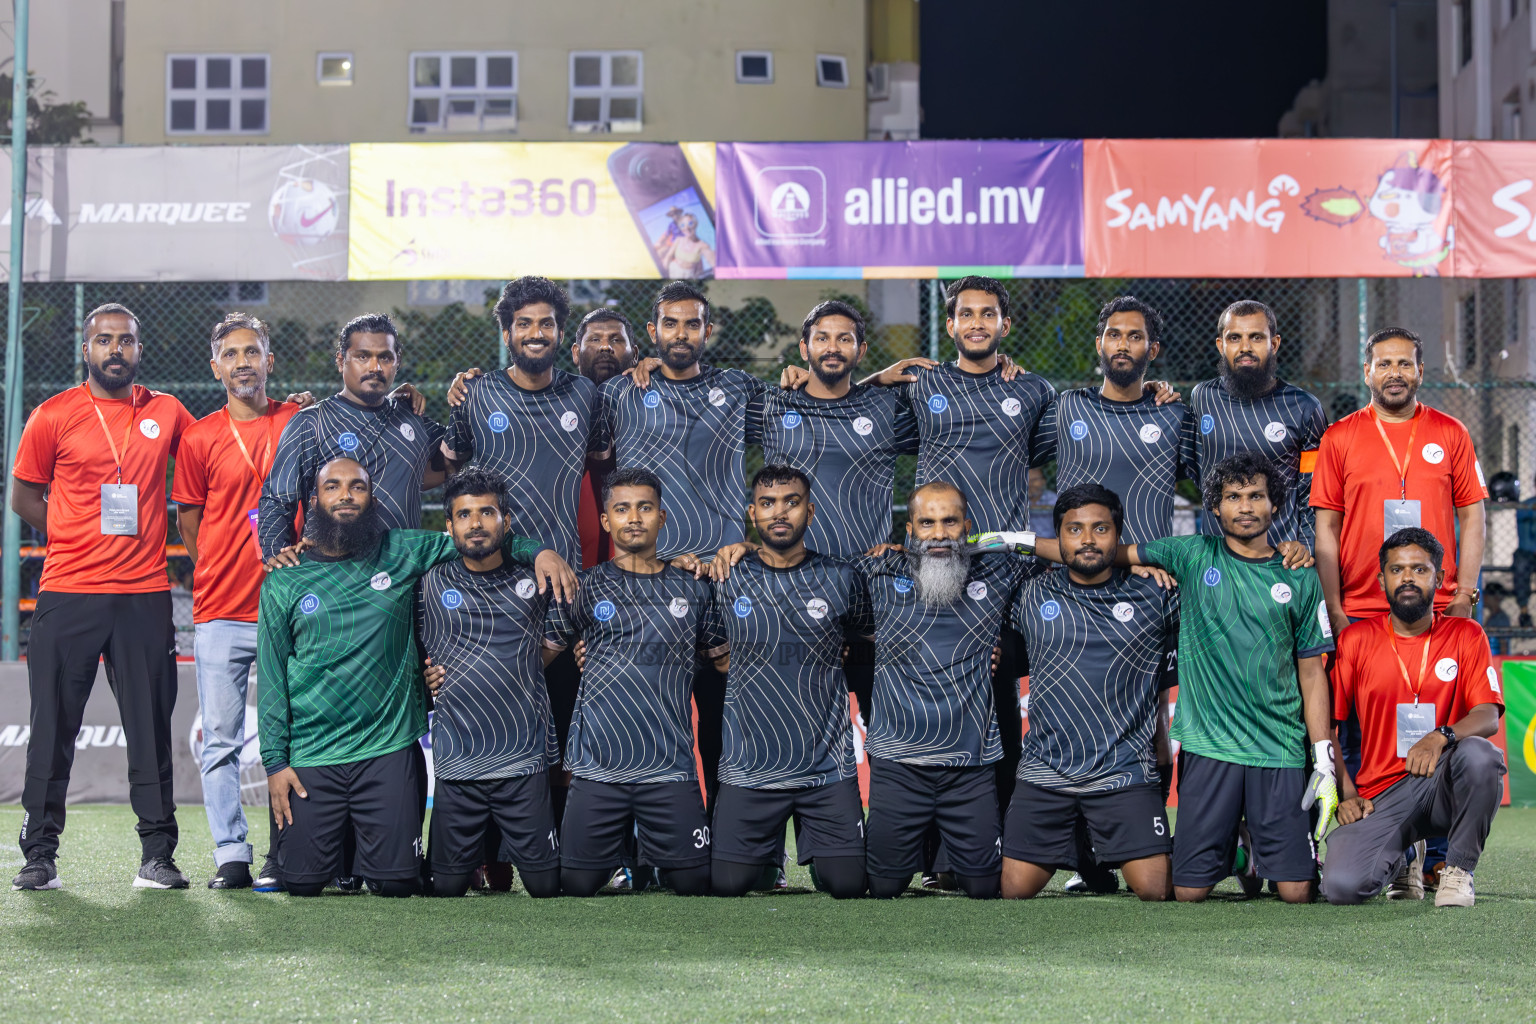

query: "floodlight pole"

left=2, top=0, right=29, bottom=660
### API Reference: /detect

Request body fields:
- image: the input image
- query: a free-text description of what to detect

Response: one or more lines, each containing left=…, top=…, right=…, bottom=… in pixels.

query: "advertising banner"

left=1501, top=658, right=1536, bottom=808
left=1084, top=139, right=1457, bottom=278
left=347, top=141, right=718, bottom=280
left=0, top=145, right=348, bottom=281
left=1451, top=142, right=1536, bottom=277
left=714, top=140, right=1084, bottom=279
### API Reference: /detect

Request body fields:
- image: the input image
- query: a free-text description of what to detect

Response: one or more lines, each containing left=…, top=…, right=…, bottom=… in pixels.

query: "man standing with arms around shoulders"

left=11, top=304, right=195, bottom=892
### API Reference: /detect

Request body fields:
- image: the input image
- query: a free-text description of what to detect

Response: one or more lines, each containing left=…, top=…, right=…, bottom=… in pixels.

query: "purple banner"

left=714, top=140, right=1083, bottom=279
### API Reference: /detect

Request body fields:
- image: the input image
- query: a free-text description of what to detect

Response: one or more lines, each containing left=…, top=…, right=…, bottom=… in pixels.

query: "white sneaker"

left=1434, top=865, right=1475, bottom=907
left=607, top=866, right=633, bottom=891
left=1386, top=841, right=1426, bottom=901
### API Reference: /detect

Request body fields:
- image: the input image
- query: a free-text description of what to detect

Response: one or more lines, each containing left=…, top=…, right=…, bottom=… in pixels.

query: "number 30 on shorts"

left=693, top=826, right=711, bottom=849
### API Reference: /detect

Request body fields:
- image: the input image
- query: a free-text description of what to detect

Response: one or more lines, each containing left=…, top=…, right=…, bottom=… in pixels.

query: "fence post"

left=1356, top=278, right=1369, bottom=410
left=74, top=282, right=84, bottom=382
left=2, top=0, right=31, bottom=661
left=927, top=278, right=941, bottom=361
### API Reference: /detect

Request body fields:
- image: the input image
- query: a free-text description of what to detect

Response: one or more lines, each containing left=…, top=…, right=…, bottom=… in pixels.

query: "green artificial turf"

left=2, top=804, right=1533, bottom=1023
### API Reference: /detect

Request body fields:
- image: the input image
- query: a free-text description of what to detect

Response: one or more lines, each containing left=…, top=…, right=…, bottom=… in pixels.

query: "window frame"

left=165, top=53, right=271, bottom=136
left=735, top=50, right=774, bottom=85
left=568, top=49, right=644, bottom=132
left=317, top=52, right=354, bottom=86
left=816, top=53, right=849, bottom=89
left=406, top=50, right=519, bottom=133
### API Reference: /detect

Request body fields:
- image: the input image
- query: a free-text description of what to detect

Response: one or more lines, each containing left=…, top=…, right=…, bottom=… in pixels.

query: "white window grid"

left=165, top=54, right=270, bottom=135
left=317, top=52, right=353, bottom=86
left=816, top=53, right=849, bottom=88
left=408, top=51, right=518, bottom=133
left=736, top=50, right=773, bottom=84
left=569, top=50, right=643, bottom=132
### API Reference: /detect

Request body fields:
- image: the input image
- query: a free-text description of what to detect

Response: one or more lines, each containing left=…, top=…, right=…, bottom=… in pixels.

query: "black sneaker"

left=12, top=856, right=60, bottom=891
left=134, top=856, right=190, bottom=889
left=332, top=875, right=364, bottom=892
left=253, top=856, right=283, bottom=893
left=208, top=861, right=253, bottom=890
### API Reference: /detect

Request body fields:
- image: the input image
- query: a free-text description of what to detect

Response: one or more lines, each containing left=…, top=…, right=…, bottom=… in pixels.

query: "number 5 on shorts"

left=1152, top=815, right=1166, bottom=836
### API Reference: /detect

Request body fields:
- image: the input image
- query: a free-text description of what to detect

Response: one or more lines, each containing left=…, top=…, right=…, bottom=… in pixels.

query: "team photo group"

left=8, top=273, right=1507, bottom=906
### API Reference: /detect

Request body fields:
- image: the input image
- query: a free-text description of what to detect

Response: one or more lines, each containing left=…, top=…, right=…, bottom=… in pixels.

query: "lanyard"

left=1386, top=616, right=1432, bottom=707
left=1370, top=404, right=1421, bottom=500
left=84, top=383, right=137, bottom=485
left=225, top=407, right=278, bottom=484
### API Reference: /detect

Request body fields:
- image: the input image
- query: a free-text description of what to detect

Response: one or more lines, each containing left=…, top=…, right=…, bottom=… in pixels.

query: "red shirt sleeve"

left=1453, top=623, right=1502, bottom=718
left=1330, top=625, right=1359, bottom=721
left=1310, top=421, right=1346, bottom=511
left=171, top=427, right=209, bottom=506
left=167, top=399, right=195, bottom=458
left=1447, top=421, right=1489, bottom=508
left=12, top=404, right=57, bottom=485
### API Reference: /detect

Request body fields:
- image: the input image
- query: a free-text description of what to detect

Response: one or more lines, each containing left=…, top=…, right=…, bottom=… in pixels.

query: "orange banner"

left=1085, top=139, right=1457, bottom=278
left=1451, top=142, right=1536, bottom=278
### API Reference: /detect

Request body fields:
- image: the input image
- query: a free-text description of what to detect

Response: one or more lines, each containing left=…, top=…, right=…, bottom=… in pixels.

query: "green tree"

left=0, top=72, right=93, bottom=145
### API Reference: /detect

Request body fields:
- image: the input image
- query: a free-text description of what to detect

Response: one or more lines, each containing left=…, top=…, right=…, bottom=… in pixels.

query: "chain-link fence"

left=5, top=275, right=1535, bottom=651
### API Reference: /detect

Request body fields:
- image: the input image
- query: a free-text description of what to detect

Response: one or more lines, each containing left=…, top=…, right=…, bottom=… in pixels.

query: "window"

left=736, top=51, right=773, bottom=84
left=408, top=51, right=517, bottom=133
left=1458, top=2, right=1473, bottom=68
left=166, top=54, right=269, bottom=134
left=317, top=52, right=353, bottom=86
left=569, top=50, right=643, bottom=131
left=816, top=54, right=849, bottom=88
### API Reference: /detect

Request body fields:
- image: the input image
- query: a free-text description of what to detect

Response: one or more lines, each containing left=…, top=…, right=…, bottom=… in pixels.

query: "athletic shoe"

left=608, top=866, right=633, bottom=891
left=1234, top=822, right=1262, bottom=898
left=1386, top=841, right=1426, bottom=901
left=774, top=850, right=790, bottom=891
left=207, top=862, right=252, bottom=890
left=919, top=873, right=942, bottom=890
left=1434, top=865, right=1475, bottom=907
left=1064, top=864, right=1119, bottom=894
left=134, top=857, right=190, bottom=889
left=332, top=875, right=364, bottom=892
left=253, top=856, right=283, bottom=892
left=11, top=856, right=60, bottom=891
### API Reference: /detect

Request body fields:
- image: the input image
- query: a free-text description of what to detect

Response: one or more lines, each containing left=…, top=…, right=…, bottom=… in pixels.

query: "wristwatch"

left=1436, top=725, right=1459, bottom=750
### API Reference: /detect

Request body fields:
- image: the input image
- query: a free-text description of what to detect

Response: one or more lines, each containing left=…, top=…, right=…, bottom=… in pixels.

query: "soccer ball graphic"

left=269, top=178, right=340, bottom=245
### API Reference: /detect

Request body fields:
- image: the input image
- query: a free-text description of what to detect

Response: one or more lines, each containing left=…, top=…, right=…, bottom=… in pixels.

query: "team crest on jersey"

left=1203, top=567, right=1222, bottom=587
left=1435, top=657, right=1458, bottom=681
left=853, top=416, right=874, bottom=436
left=893, top=576, right=913, bottom=593
left=487, top=410, right=510, bottom=433
left=1138, top=424, right=1162, bottom=444
left=1270, top=582, right=1293, bottom=604
left=337, top=431, right=360, bottom=452
left=1113, top=601, right=1135, bottom=622
left=1421, top=443, right=1445, bottom=464
left=1200, top=414, right=1215, bottom=435
left=966, top=580, right=988, bottom=601
left=139, top=419, right=161, bottom=439
left=440, top=588, right=464, bottom=610
left=782, top=411, right=802, bottom=429
left=399, top=423, right=416, bottom=442
left=734, top=595, right=753, bottom=618
left=1263, top=421, right=1287, bottom=443
left=560, top=411, right=579, bottom=432
left=805, top=597, right=829, bottom=619
left=515, top=579, right=537, bottom=599
left=299, top=593, right=321, bottom=615
left=669, top=597, right=690, bottom=618
left=1039, top=599, right=1061, bottom=621
left=1000, top=397, right=1022, bottom=417
left=643, top=390, right=662, bottom=409
left=928, top=394, right=949, bottom=414
left=370, top=572, right=393, bottom=591
left=1069, top=420, right=1089, bottom=440
left=708, top=387, right=727, bottom=407
left=593, top=600, right=617, bottom=621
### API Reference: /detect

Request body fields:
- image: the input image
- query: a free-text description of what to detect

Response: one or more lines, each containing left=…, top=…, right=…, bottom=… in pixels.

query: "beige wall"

left=26, top=0, right=118, bottom=142
left=122, top=0, right=866, bottom=144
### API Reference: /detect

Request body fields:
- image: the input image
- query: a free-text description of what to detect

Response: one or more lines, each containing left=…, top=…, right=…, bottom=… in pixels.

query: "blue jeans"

left=193, top=620, right=258, bottom=866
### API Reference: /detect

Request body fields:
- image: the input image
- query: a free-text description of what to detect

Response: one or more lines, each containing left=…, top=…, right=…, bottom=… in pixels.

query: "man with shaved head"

left=258, top=457, right=574, bottom=898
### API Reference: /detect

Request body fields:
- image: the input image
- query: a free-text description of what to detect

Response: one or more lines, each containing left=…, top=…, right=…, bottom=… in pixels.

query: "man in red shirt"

left=1322, top=528, right=1505, bottom=908
left=171, top=313, right=301, bottom=890
left=10, top=303, right=195, bottom=892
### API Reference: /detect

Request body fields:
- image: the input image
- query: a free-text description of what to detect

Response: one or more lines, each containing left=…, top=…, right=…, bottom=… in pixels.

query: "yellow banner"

left=348, top=142, right=717, bottom=280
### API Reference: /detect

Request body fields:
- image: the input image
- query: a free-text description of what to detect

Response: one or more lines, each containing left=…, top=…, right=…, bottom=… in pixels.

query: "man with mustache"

left=1188, top=301, right=1328, bottom=548
left=1320, top=528, right=1505, bottom=907
left=258, top=457, right=572, bottom=898
left=10, top=303, right=195, bottom=892
left=170, top=313, right=302, bottom=890
left=415, top=468, right=563, bottom=899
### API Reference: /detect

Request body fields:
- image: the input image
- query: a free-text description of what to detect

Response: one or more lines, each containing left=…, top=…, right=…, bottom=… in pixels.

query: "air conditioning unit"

left=867, top=62, right=890, bottom=101
left=609, top=117, right=643, bottom=133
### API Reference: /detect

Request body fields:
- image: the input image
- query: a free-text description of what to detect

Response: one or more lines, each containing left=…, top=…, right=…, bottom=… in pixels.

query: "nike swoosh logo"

left=299, top=200, right=336, bottom=228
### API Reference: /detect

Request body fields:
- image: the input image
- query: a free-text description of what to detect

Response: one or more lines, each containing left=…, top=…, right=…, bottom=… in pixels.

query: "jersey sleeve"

left=844, top=565, right=875, bottom=641
left=170, top=429, right=210, bottom=506
left=1174, top=403, right=1199, bottom=483
left=1309, top=422, right=1346, bottom=513
left=256, top=578, right=296, bottom=773
left=1030, top=394, right=1059, bottom=468
left=12, top=404, right=58, bottom=485
left=258, top=411, right=316, bottom=557
left=1138, top=535, right=1190, bottom=578
left=166, top=399, right=195, bottom=457
left=443, top=388, right=475, bottom=461
left=743, top=392, right=766, bottom=447
left=1448, top=421, right=1490, bottom=507
left=1290, top=568, right=1335, bottom=658
left=697, top=584, right=730, bottom=660
left=422, top=415, right=447, bottom=461
left=892, top=391, right=921, bottom=455
left=1292, top=397, right=1327, bottom=545
left=583, top=379, right=610, bottom=457
left=1330, top=626, right=1360, bottom=723
left=1452, top=624, right=1502, bottom=717
left=593, top=379, right=620, bottom=462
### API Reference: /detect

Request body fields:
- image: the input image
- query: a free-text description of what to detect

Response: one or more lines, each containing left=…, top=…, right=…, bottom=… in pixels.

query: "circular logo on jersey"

left=1264, top=421, right=1287, bottom=443
left=1200, top=414, right=1215, bottom=435
left=1000, top=397, right=1022, bottom=417
left=299, top=593, right=320, bottom=615
left=515, top=579, right=538, bottom=600
left=893, top=576, right=913, bottom=594
left=593, top=600, right=617, bottom=621
left=440, top=588, right=464, bottom=610
left=1069, top=420, right=1089, bottom=441
left=1421, top=443, right=1445, bottom=465
left=399, top=423, right=416, bottom=442
left=643, top=390, right=662, bottom=409
left=734, top=595, right=754, bottom=618
left=708, top=387, right=728, bottom=407
left=560, top=411, right=579, bottom=432
left=928, top=394, right=949, bottom=414
left=853, top=416, right=874, bottom=436
left=669, top=596, right=690, bottom=618
left=966, top=580, right=988, bottom=601
left=1270, top=582, right=1293, bottom=604
left=487, top=410, right=510, bottom=433
left=1113, top=601, right=1136, bottom=622
left=337, top=431, right=360, bottom=452
left=138, top=418, right=161, bottom=439
left=1039, top=599, right=1061, bottom=621
left=369, top=572, right=393, bottom=591
left=1139, top=423, right=1162, bottom=444
left=1203, top=567, right=1222, bottom=587
left=1435, top=657, right=1459, bottom=681
left=782, top=411, right=803, bottom=430
left=806, top=597, right=829, bottom=620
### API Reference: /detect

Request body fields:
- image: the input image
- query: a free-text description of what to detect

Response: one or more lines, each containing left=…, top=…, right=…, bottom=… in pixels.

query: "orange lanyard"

left=1386, top=616, right=1432, bottom=706
left=1370, top=404, right=1421, bottom=500
left=225, top=407, right=277, bottom=484
left=84, top=383, right=137, bottom=485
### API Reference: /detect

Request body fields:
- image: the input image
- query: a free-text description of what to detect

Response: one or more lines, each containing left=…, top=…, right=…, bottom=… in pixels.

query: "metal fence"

left=5, top=275, right=1535, bottom=651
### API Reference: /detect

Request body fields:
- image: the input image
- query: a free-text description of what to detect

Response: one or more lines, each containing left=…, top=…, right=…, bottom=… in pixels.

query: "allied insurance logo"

left=753, top=166, right=828, bottom=238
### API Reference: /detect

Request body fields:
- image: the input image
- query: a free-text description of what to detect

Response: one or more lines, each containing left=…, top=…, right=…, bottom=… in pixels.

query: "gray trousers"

left=1322, top=737, right=1506, bottom=905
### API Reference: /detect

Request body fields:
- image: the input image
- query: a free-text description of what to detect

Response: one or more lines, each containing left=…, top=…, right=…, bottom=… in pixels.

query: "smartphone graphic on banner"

left=608, top=143, right=717, bottom=279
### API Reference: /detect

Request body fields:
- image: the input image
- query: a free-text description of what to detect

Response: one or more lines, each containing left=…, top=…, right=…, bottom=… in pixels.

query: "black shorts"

left=865, top=757, right=1000, bottom=878
left=428, top=772, right=560, bottom=874
left=278, top=743, right=425, bottom=886
left=1172, top=750, right=1316, bottom=888
left=560, top=776, right=710, bottom=870
left=711, top=778, right=865, bottom=866
left=1002, top=780, right=1171, bottom=869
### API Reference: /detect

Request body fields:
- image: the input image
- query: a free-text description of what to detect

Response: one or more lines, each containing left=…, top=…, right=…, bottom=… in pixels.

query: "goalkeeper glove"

left=1299, top=739, right=1339, bottom=843
left=967, top=530, right=1037, bottom=555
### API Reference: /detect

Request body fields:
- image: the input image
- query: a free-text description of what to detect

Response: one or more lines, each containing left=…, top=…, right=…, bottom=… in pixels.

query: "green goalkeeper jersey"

left=258, top=529, right=548, bottom=772
left=1140, top=534, right=1334, bottom=769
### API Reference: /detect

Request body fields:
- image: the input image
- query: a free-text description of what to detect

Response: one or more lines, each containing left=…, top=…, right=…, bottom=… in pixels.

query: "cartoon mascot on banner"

left=1301, top=149, right=1454, bottom=277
